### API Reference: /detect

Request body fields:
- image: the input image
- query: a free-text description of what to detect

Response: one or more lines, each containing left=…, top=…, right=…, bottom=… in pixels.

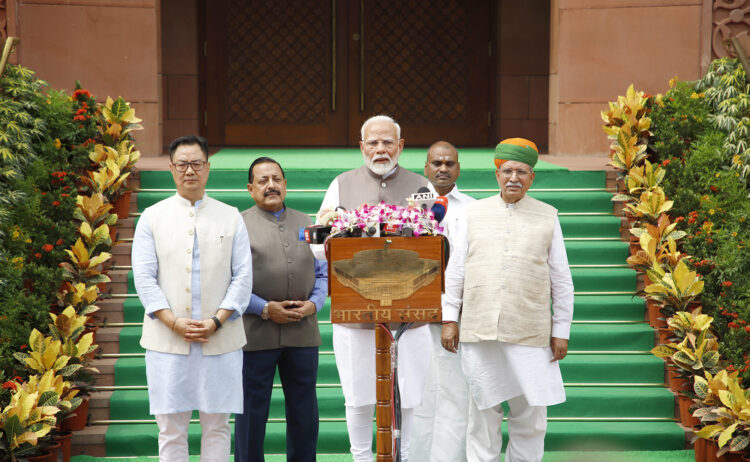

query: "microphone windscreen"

left=432, top=196, right=448, bottom=222
left=417, top=186, right=430, bottom=194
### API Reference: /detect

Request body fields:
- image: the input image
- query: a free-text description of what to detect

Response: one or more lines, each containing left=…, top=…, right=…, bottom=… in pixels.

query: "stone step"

left=71, top=423, right=107, bottom=456
left=93, top=299, right=125, bottom=325
left=97, top=327, right=122, bottom=355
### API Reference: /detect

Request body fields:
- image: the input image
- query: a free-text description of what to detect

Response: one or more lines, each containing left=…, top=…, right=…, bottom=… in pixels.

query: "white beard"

left=364, top=152, right=399, bottom=176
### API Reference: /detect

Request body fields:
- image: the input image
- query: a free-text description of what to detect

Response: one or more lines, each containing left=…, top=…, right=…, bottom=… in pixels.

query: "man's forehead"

left=428, top=147, right=457, bottom=162
left=500, top=160, right=530, bottom=170
left=253, top=162, right=283, bottom=176
left=173, top=144, right=204, bottom=159
left=364, top=121, right=397, bottom=139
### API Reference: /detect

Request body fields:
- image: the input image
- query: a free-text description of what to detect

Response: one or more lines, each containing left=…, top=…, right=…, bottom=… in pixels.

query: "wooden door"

left=203, top=0, right=349, bottom=145
left=203, top=0, right=491, bottom=147
left=349, top=0, right=491, bottom=146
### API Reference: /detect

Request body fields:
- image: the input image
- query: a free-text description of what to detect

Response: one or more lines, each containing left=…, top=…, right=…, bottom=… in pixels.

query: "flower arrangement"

left=319, top=201, right=443, bottom=237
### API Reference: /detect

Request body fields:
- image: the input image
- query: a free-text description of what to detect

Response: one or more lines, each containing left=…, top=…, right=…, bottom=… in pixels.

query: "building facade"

left=1, top=0, right=747, bottom=156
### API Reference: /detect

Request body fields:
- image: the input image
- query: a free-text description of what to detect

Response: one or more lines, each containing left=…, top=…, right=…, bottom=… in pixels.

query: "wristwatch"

left=261, top=302, right=270, bottom=320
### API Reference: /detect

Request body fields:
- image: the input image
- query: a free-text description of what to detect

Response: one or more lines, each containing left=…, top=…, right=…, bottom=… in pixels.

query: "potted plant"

left=0, top=378, right=60, bottom=461
left=652, top=328, right=721, bottom=429
left=58, top=238, right=112, bottom=288
left=91, top=97, right=142, bottom=213
left=660, top=309, right=716, bottom=392
left=644, top=259, right=704, bottom=322
left=693, top=369, right=750, bottom=460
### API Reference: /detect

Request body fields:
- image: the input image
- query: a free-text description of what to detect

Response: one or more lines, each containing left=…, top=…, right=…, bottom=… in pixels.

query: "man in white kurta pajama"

left=411, top=141, right=474, bottom=462
left=441, top=138, right=574, bottom=462
left=133, top=135, right=253, bottom=460
left=313, top=115, right=432, bottom=462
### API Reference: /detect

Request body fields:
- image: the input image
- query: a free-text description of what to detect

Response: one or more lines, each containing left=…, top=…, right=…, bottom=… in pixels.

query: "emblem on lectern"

left=332, top=240, right=440, bottom=306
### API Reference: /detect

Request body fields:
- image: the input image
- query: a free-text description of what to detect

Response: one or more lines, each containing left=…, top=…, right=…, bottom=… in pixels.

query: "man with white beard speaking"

left=314, top=115, right=431, bottom=461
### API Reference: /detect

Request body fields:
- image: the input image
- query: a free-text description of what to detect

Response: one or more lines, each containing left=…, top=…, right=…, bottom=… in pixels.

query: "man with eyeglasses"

left=441, top=138, right=574, bottom=462
left=314, top=114, right=431, bottom=461
left=132, top=135, right=252, bottom=460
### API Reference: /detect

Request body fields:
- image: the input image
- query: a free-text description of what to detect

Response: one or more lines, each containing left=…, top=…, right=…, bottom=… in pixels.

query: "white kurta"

left=411, top=185, right=475, bottom=462
left=315, top=172, right=432, bottom=408
left=133, top=206, right=252, bottom=415
left=444, top=199, right=574, bottom=410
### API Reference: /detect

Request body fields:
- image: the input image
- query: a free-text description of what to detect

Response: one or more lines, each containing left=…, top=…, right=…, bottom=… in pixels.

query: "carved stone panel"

left=713, top=0, right=750, bottom=58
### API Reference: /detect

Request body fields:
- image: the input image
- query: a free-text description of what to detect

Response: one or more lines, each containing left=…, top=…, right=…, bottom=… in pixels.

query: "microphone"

left=409, top=186, right=435, bottom=210
left=301, top=225, right=332, bottom=244
left=431, top=196, right=448, bottom=223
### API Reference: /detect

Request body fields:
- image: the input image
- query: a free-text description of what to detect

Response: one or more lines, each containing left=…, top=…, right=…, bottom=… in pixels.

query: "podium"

left=327, top=236, right=445, bottom=461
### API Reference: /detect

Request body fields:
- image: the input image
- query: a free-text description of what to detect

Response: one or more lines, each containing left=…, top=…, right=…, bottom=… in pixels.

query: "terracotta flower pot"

left=725, top=451, right=747, bottom=462
left=658, top=327, right=673, bottom=345
left=668, top=367, right=689, bottom=393
left=647, top=299, right=667, bottom=328
left=704, top=438, right=720, bottom=462
left=678, top=395, right=699, bottom=428
left=629, top=237, right=641, bottom=256
left=45, top=441, right=62, bottom=462
left=694, top=437, right=706, bottom=462
left=61, top=397, right=89, bottom=431
left=23, top=450, right=52, bottom=462
left=53, top=431, right=73, bottom=462
left=111, top=190, right=132, bottom=220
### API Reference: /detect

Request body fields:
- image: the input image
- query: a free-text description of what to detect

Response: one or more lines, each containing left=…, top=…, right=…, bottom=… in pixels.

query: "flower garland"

left=322, top=201, right=443, bottom=237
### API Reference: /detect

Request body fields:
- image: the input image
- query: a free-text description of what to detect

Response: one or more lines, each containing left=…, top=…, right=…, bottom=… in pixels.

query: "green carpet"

left=99, top=148, right=686, bottom=456
left=206, top=147, right=567, bottom=171
left=73, top=450, right=696, bottom=461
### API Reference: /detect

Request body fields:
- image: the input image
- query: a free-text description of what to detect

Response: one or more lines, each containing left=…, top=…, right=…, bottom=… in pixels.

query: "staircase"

left=74, top=149, right=687, bottom=456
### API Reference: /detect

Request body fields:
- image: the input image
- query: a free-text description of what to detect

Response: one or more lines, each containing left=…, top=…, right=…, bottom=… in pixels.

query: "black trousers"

left=234, top=347, right=319, bottom=462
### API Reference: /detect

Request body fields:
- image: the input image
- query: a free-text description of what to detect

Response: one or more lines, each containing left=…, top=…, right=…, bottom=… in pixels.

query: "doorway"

left=202, top=0, right=492, bottom=147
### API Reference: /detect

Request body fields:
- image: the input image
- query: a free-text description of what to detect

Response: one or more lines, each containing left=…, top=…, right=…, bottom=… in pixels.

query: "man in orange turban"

left=441, top=138, right=574, bottom=462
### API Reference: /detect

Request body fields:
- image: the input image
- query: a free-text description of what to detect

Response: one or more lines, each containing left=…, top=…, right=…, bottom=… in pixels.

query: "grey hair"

left=360, top=114, right=401, bottom=141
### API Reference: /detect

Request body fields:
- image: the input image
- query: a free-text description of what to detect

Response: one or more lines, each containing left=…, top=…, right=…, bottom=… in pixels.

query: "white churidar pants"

left=154, top=411, right=230, bottom=461
left=346, top=404, right=415, bottom=462
left=466, top=394, right=546, bottom=462
left=410, top=323, right=469, bottom=462
left=333, top=324, right=431, bottom=461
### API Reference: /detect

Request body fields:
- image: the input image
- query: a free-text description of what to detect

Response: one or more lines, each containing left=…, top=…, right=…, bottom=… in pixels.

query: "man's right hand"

left=441, top=322, right=459, bottom=353
left=267, top=300, right=304, bottom=324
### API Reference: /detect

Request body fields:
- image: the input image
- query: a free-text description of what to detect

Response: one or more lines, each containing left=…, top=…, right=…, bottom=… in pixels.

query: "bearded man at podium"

left=314, top=115, right=432, bottom=462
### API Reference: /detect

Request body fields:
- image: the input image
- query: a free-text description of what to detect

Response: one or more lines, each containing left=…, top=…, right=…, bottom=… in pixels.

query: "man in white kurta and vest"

left=235, top=157, right=328, bottom=462
left=411, top=141, right=474, bottom=462
left=132, top=135, right=253, bottom=460
left=442, top=138, right=574, bottom=462
left=314, top=115, right=432, bottom=461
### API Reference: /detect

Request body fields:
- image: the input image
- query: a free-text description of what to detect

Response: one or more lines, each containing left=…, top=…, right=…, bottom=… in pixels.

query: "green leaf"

left=38, top=390, right=59, bottom=407
left=729, top=434, right=748, bottom=452
left=110, top=97, right=130, bottom=119
left=702, top=350, right=720, bottom=370
left=58, top=363, right=83, bottom=377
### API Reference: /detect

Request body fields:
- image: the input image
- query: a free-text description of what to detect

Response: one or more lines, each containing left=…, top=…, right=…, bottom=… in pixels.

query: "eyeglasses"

left=173, top=160, right=206, bottom=172
left=499, top=168, right=531, bottom=179
left=364, top=139, right=396, bottom=149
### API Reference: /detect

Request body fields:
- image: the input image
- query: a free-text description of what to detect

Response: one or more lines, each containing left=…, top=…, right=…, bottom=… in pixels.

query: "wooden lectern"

left=327, top=236, right=445, bottom=461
